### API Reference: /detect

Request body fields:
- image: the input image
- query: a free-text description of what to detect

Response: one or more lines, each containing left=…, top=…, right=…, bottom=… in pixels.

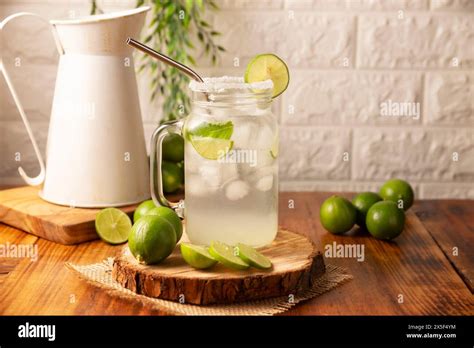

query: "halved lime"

left=95, top=208, right=132, bottom=244
left=180, top=243, right=217, bottom=269
left=189, top=136, right=234, bottom=160
left=235, top=243, right=272, bottom=269
left=245, top=53, right=290, bottom=98
left=209, top=241, right=249, bottom=270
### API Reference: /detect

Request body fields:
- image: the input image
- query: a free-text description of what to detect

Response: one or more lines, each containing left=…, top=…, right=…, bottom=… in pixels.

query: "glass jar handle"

left=150, top=120, right=184, bottom=216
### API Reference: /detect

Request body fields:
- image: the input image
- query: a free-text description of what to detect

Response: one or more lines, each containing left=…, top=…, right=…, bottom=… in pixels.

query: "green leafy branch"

left=91, top=0, right=224, bottom=123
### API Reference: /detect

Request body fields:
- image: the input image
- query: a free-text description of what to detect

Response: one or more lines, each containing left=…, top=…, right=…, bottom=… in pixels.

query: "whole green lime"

left=352, top=192, right=383, bottom=228
left=379, top=179, right=414, bottom=211
left=128, top=215, right=177, bottom=265
left=163, top=134, right=184, bottom=162
left=162, top=161, right=183, bottom=193
left=366, top=201, right=405, bottom=240
left=146, top=206, right=183, bottom=241
left=177, top=161, right=185, bottom=184
left=133, top=200, right=156, bottom=223
left=320, top=195, right=356, bottom=234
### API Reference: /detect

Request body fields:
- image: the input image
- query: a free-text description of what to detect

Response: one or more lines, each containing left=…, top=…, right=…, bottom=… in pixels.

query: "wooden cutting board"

left=0, top=186, right=137, bottom=245
left=113, top=229, right=325, bottom=305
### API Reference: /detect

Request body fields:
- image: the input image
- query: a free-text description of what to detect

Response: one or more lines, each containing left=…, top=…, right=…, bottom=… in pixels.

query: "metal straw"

left=126, top=37, right=204, bottom=83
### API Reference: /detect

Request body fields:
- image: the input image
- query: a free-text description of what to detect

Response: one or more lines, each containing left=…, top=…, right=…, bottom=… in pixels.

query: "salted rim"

left=189, top=76, right=273, bottom=93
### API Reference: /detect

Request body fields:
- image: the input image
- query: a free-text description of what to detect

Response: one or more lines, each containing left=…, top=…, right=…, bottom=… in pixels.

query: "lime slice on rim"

left=180, top=243, right=217, bottom=269
left=189, top=136, right=233, bottom=160
left=245, top=53, right=290, bottom=98
left=95, top=208, right=132, bottom=244
left=235, top=243, right=272, bottom=269
left=209, top=241, right=249, bottom=270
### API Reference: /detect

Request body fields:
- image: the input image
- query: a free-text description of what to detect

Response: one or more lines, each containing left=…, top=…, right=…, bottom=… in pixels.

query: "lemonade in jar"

left=151, top=55, right=289, bottom=247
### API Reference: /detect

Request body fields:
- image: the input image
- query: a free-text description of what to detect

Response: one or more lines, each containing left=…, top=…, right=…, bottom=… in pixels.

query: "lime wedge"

left=95, top=208, right=132, bottom=244
left=235, top=243, right=272, bottom=269
left=189, top=136, right=233, bottom=160
left=270, top=149, right=278, bottom=159
left=209, top=241, right=249, bottom=270
left=245, top=53, right=290, bottom=98
left=270, top=129, right=279, bottom=159
left=186, top=120, right=235, bottom=160
left=180, top=243, right=217, bottom=269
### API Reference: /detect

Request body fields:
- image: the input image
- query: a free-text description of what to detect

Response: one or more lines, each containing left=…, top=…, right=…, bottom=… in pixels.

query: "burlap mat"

left=66, top=258, right=352, bottom=315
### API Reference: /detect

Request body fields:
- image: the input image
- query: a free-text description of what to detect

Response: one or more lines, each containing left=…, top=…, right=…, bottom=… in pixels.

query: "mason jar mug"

left=151, top=77, right=278, bottom=247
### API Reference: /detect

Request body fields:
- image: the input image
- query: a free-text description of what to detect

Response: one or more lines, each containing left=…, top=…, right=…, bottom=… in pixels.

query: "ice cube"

left=186, top=174, right=216, bottom=196
left=220, top=162, right=240, bottom=186
left=184, top=143, right=200, bottom=173
left=255, top=122, right=275, bottom=150
left=249, top=165, right=275, bottom=183
left=238, top=161, right=256, bottom=178
left=198, top=161, right=238, bottom=187
left=232, top=121, right=258, bottom=149
left=198, top=164, right=222, bottom=189
left=255, top=175, right=274, bottom=192
left=225, top=180, right=249, bottom=201
left=256, top=149, right=275, bottom=168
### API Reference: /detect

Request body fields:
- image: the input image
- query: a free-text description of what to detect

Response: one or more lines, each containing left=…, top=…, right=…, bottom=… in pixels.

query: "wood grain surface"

left=0, top=186, right=137, bottom=245
left=413, top=200, right=474, bottom=293
left=0, top=192, right=473, bottom=315
left=113, top=229, right=325, bottom=305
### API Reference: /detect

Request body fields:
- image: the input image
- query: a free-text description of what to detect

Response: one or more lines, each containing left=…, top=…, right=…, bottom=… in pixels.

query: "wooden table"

left=0, top=192, right=472, bottom=315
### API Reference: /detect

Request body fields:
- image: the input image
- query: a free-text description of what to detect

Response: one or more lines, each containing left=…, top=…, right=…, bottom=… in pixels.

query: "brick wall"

left=1, top=0, right=473, bottom=198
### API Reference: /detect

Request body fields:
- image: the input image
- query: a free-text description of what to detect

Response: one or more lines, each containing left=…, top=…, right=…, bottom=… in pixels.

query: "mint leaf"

left=186, top=121, right=233, bottom=140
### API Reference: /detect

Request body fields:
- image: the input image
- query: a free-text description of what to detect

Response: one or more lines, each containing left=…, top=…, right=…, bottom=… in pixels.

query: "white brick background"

left=1, top=0, right=473, bottom=198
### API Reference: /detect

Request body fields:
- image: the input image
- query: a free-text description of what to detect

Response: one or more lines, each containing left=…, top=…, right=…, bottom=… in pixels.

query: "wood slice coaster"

left=112, top=229, right=325, bottom=305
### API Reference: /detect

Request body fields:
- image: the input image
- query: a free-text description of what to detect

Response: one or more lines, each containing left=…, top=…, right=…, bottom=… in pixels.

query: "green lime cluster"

left=162, top=134, right=185, bottom=193
left=132, top=201, right=272, bottom=269
left=95, top=200, right=185, bottom=264
left=181, top=241, right=272, bottom=270
left=94, top=201, right=184, bottom=265
left=126, top=200, right=183, bottom=264
left=319, top=179, right=414, bottom=241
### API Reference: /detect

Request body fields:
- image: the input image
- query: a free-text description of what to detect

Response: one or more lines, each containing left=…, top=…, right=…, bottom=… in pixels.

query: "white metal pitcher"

left=1, top=7, right=151, bottom=207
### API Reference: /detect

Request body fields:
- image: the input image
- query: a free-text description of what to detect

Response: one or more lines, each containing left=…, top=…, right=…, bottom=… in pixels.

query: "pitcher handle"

left=0, top=13, right=60, bottom=185
left=150, top=120, right=185, bottom=217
